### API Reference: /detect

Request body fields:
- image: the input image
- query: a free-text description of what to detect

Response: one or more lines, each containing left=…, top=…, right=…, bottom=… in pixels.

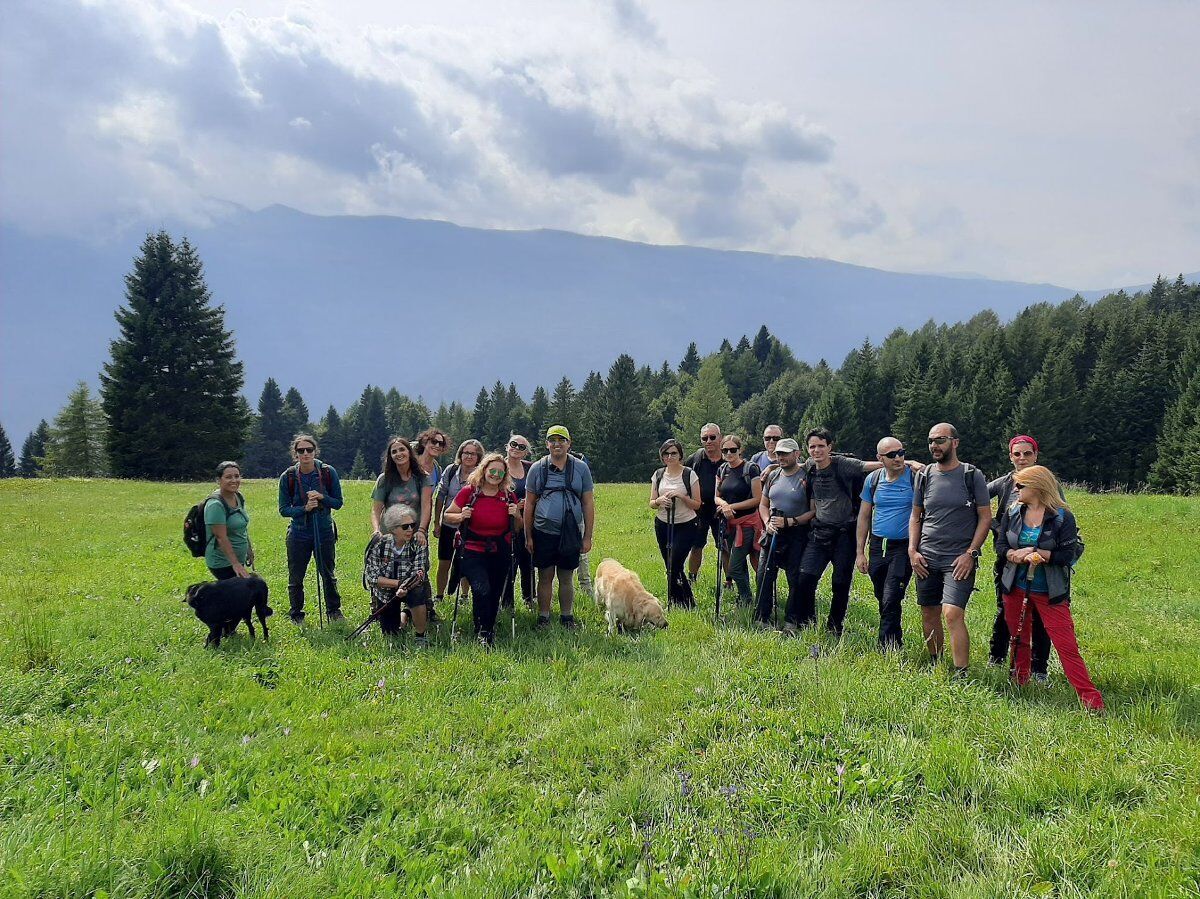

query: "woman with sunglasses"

left=650, top=438, right=702, bottom=608
left=443, top=452, right=520, bottom=646
left=277, top=434, right=344, bottom=623
left=364, top=503, right=432, bottom=646
left=996, top=465, right=1103, bottom=710
left=414, top=428, right=449, bottom=501
left=433, top=439, right=484, bottom=604
left=714, top=435, right=763, bottom=606
left=503, top=433, right=534, bottom=609
left=371, top=436, right=432, bottom=543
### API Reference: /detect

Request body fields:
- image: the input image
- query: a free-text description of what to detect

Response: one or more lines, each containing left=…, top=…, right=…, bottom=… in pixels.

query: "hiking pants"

left=797, top=524, right=857, bottom=633
left=868, top=536, right=911, bottom=650
left=286, top=532, right=341, bottom=615
left=725, top=524, right=757, bottom=605
left=766, top=526, right=808, bottom=626
left=1004, top=588, right=1103, bottom=710
left=989, top=555, right=1050, bottom=673
left=459, top=547, right=512, bottom=639
left=656, top=518, right=697, bottom=608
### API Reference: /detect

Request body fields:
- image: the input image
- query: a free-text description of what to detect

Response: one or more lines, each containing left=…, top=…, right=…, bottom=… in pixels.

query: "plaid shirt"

left=365, top=535, right=429, bottom=608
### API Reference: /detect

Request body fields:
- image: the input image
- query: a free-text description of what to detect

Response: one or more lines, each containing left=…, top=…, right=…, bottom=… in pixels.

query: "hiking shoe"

left=428, top=605, right=442, bottom=624
left=535, top=615, right=551, bottom=631
left=413, top=633, right=428, bottom=648
left=289, top=612, right=306, bottom=625
left=327, top=610, right=344, bottom=622
left=952, top=666, right=970, bottom=681
left=1032, top=672, right=1050, bottom=686
left=781, top=622, right=799, bottom=637
left=560, top=615, right=579, bottom=630
left=478, top=631, right=495, bottom=648
left=687, top=573, right=698, bottom=585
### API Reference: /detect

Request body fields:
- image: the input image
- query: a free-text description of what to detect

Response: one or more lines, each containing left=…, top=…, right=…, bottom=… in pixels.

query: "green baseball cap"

left=546, top=425, right=571, bottom=440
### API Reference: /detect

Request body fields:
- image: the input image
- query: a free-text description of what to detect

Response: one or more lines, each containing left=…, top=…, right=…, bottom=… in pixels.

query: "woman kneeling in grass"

left=364, top=503, right=431, bottom=645
left=996, top=465, right=1103, bottom=710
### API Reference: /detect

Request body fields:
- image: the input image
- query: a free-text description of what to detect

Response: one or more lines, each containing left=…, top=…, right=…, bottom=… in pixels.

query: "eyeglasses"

left=547, top=437, right=567, bottom=444
left=882, top=449, right=906, bottom=459
left=763, top=435, right=781, bottom=442
left=295, top=446, right=315, bottom=454
left=701, top=434, right=720, bottom=442
left=396, top=522, right=417, bottom=531
left=509, top=441, right=528, bottom=450
left=928, top=436, right=953, bottom=446
left=721, top=447, right=739, bottom=455
left=486, top=468, right=505, bottom=477
left=461, top=451, right=479, bottom=458
left=661, top=450, right=680, bottom=457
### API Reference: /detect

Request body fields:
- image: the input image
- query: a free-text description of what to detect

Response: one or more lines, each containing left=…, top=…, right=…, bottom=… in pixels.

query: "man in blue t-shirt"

left=855, top=436, right=915, bottom=650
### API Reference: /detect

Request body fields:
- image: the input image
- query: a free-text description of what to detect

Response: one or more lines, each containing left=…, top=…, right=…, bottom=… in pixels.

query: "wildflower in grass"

left=836, top=762, right=846, bottom=778
left=199, top=779, right=209, bottom=796
left=377, top=677, right=386, bottom=689
left=241, top=734, right=251, bottom=745
left=124, top=657, right=132, bottom=664
left=189, top=755, right=200, bottom=769
left=810, top=645, right=821, bottom=659
left=283, top=727, right=292, bottom=736
left=321, top=711, right=329, bottom=719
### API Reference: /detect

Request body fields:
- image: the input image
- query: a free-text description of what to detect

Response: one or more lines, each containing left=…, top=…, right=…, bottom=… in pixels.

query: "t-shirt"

left=527, top=456, right=594, bottom=535
left=717, top=461, right=762, bottom=507
left=510, top=459, right=533, bottom=501
left=653, top=468, right=698, bottom=523
left=453, top=486, right=513, bottom=551
left=1016, top=523, right=1049, bottom=593
left=204, top=493, right=250, bottom=568
left=808, top=456, right=868, bottom=527
left=437, top=465, right=471, bottom=530
left=749, top=450, right=774, bottom=474
left=914, top=463, right=991, bottom=563
left=862, top=468, right=915, bottom=541
left=372, top=472, right=424, bottom=518
left=764, top=467, right=810, bottom=519
left=686, top=449, right=724, bottom=504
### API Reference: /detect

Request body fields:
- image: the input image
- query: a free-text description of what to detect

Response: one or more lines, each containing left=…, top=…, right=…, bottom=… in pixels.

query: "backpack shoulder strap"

left=865, top=468, right=883, bottom=502
left=653, top=467, right=665, bottom=491
left=961, top=463, right=976, bottom=502
left=683, top=467, right=693, bottom=494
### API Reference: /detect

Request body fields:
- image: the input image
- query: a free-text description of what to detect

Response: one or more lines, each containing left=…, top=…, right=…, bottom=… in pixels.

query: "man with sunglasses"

left=908, top=423, right=992, bottom=673
left=749, top=425, right=784, bottom=474
left=856, top=437, right=916, bottom=650
left=686, top=423, right=726, bottom=583
left=986, top=435, right=1055, bottom=678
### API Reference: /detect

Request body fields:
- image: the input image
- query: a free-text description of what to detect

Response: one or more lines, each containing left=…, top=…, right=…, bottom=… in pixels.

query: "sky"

left=1, top=0, right=1197, bottom=288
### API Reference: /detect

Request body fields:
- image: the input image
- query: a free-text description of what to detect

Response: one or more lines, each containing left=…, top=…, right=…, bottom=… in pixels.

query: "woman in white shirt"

left=649, top=438, right=703, bottom=609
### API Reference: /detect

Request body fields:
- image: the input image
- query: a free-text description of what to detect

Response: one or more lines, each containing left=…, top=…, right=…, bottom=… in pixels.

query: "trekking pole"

left=508, top=515, right=519, bottom=641
left=665, top=498, right=676, bottom=610
left=714, top=516, right=726, bottom=623
left=309, top=512, right=326, bottom=628
left=1007, top=553, right=1041, bottom=676
left=755, top=510, right=779, bottom=623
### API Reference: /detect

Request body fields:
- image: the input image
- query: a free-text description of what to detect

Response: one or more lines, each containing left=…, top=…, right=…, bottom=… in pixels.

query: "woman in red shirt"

left=443, top=452, right=520, bottom=646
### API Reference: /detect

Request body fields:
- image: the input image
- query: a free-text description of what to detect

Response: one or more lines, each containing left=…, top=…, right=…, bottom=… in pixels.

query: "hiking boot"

left=478, top=631, right=495, bottom=648
left=535, top=615, right=551, bottom=631
left=687, top=573, right=698, bottom=585
left=560, top=615, right=579, bottom=630
left=781, top=622, right=799, bottom=637
left=327, top=610, right=344, bottom=622
left=413, top=633, right=428, bottom=648
left=289, top=611, right=306, bottom=625
left=1032, top=672, right=1050, bottom=686
left=952, top=665, right=970, bottom=681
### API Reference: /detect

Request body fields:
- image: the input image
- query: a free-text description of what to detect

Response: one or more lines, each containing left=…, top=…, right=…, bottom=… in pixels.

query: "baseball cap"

left=546, top=425, right=571, bottom=440
left=775, top=438, right=800, bottom=453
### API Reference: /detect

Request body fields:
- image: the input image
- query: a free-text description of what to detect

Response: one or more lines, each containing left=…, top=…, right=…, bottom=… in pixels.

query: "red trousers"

left=1004, top=588, right=1104, bottom=710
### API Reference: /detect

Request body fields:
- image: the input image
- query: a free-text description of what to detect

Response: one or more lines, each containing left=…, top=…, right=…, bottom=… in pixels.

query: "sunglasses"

left=701, top=435, right=720, bottom=442
left=1011, top=450, right=1035, bottom=458
left=395, top=522, right=417, bottom=531
left=430, top=438, right=446, bottom=447
left=295, top=446, right=315, bottom=454
left=882, top=449, right=906, bottom=459
left=1015, top=482, right=1031, bottom=490
left=928, top=436, right=953, bottom=445
left=763, top=435, right=781, bottom=442
left=486, top=468, right=505, bottom=477
left=509, top=441, right=529, bottom=450
left=721, top=447, right=740, bottom=455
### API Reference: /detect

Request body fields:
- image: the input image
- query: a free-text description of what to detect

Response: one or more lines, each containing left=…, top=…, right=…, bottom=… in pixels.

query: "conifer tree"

left=243, top=379, right=291, bottom=477
left=1009, top=348, right=1085, bottom=482
left=471, top=387, right=492, bottom=442
left=799, top=381, right=856, bottom=452
left=529, top=386, right=551, bottom=439
left=751, top=325, right=773, bottom=364
left=317, top=405, right=353, bottom=472
left=593, top=354, right=657, bottom=482
left=101, top=232, right=248, bottom=479
left=549, top=377, right=576, bottom=436
left=679, top=342, right=701, bottom=377
left=356, top=387, right=388, bottom=472
left=676, top=355, right=735, bottom=443
left=573, top=372, right=606, bottom=463
left=1149, top=339, right=1200, bottom=493
left=349, top=450, right=370, bottom=481
left=841, top=341, right=888, bottom=457
left=42, top=382, right=108, bottom=477
left=19, top=421, right=50, bottom=477
left=0, top=425, right=14, bottom=477
left=282, top=387, right=310, bottom=436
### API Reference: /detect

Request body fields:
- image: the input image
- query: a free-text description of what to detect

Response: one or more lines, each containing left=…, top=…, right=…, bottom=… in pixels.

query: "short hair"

left=466, top=452, right=514, bottom=491
left=215, top=461, right=241, bottom=478
left=381, top=503, right=417, bottom=532
left=700, top=422, right=722, bottom=435
left=660, top=438, right=685, bottom=458
left=722, top=434, right=744, bottom=450
left=805, top=427, right=834, bottom=446
left=763, top=424, right=784, bottom=435
left=1012, top=465, right=1065, bottom=513
left=290, top=434, right=319, bottom=459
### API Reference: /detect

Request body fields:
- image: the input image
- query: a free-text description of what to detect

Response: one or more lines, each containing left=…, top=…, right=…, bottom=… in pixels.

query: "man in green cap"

left=524, top=425, right=595, bottom=629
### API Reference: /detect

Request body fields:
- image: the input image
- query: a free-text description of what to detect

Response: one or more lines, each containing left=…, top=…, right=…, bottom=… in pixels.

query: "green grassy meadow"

left=2, top=478, right=1199, bottom=898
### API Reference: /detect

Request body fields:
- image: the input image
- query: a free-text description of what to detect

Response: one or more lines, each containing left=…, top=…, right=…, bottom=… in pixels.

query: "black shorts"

left=692, top=504, right=723, bottom=551
left=531, top=528, right=581, bottom=571
left=436, top=525, right=458, bottom=561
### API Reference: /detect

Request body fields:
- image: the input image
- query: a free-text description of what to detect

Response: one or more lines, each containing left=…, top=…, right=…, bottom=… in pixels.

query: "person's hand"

left=516, top=499, right=525, bottom=513
left=855, top=552, right=868, bottom=575
left=246, top=548, right=255, bottom=567
left=526, top=535, right=535, bottom=554
left=508, top=503, right=520, bottom=518
left=414, top=530, right=427, bottom=546
left=307, top=489, right=322, bottom=501
left=952, top=552, right=976, bottom=580
left=304, top=498, right=319, bottom=512
left=395, top=584, right=408, bottom=598
left=909, top=550, right=928, bottom=578
left=233, top=563, right=250, bottom=578
left=582, top=535, right=593, bottom=554
left=769, top=514, right=785, bottom=533
left=460, top=506, right=473, bottom=521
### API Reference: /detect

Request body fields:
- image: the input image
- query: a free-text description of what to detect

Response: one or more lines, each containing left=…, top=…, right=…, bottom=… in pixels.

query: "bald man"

left=856, top=436, right=916, bottom=650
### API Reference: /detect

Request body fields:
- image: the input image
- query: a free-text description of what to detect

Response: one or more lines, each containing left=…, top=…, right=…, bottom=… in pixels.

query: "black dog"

left=185, top=576, right=273, bottom=647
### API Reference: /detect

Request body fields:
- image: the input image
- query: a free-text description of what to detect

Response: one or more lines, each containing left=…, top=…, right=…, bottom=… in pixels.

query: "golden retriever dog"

left=594, top=558, right=669, bottom=635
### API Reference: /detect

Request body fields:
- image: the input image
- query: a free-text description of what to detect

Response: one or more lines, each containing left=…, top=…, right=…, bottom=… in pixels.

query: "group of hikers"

left=198, top=419, right=1104, bottom=710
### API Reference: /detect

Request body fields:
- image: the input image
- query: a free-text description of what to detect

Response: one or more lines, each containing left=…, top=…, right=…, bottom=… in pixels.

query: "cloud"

left=0, top=0, right=842, bottom=249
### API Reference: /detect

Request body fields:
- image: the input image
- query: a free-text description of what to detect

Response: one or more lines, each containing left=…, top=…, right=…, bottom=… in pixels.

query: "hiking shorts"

left=692, top=504, right=723, bottom=551
left=436, top=525, right=458, bottom=561
left=531, top=528, right=581, bottom=571
left=915, top=561, right=976, bottom=608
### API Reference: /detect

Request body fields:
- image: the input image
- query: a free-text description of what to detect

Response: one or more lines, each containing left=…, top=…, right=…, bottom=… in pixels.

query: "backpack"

left=804, top=455, right=868, bottom=521
left=437, top=463, right=460, bottom=503
left=362, top=531, right=391, bottom=591
left=285, top=461, right=334, bottom=506
left=455, top=487, right=517, bottom=551
left=183, top=491, right=243, bottom=557
left=653, top=466, right=694, bottom=497
left=863, top=466, right=914, bottom=504
left=913, top=462, right=978, bottom=523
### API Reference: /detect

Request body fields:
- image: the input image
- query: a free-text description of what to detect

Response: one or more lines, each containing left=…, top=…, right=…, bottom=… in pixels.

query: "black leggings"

left=459, top=548, right=513, bottom=638
left=655, top=517, right=697, bottom=608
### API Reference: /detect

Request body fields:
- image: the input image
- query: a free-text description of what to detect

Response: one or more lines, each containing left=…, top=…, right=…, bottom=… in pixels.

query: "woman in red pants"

left=996, top=465, right=1103, bottom=710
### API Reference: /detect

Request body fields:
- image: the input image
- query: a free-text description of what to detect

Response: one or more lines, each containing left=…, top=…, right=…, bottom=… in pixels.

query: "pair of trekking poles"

left=446, top=499, right=522, bottom=644
left=663, top=497, right=731, bottom=621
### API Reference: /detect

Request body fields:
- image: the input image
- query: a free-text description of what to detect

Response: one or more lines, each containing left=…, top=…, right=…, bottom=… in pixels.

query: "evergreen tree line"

left=5, top=227, right=1198, bottom=495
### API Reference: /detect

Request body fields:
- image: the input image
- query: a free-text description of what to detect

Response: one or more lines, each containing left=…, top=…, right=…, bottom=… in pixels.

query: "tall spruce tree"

left=282, top=387, right=311, bottom=437
left=317, top=405, right=353, bottom=473
left=471, top=387, right=492, bottom=442
left=573, top=371, right=606, bottom=463
left=1149, top=339, right=1200, bottom=493
left=549, top=377, right=577, bottom=437
left=356, top=387, right=389, bottom=473
left=679, top=342, right=701, bottom=377
left=0, top=424, right=15, bottom=477
left=1009, top=346, right=1085, bottom=482
left=42, top=382, right=108, bottom=477
left=529, top=386, right=551, bottom=439
left=19, top=421, right=50, bottom=477
left=594, top=354, right=657, bottom=481
left=101, top=231, right=248, bottom=479
left=243, top=379, right=292, bottom=477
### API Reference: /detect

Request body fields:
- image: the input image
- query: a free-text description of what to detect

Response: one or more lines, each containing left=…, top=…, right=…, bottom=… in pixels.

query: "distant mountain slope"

left=1, top=205, right=1194, bottom=442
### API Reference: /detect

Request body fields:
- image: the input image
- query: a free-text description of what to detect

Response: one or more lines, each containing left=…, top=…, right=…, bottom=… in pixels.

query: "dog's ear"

left=184, top=584, right=203, bottom=605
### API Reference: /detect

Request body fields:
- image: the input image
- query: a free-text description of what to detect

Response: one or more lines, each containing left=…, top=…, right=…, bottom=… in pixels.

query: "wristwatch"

left=969, top=549, right=982, bottom=560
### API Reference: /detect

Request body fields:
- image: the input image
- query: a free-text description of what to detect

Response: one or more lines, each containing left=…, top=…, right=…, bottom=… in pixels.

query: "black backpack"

left=804, top=455, right=868, bottom=520
left=183, top=491, right=242, bottom=557
left=914, top=462, right=978, bottom=522
left=653, top=466, right=694, bottom=496
left=284, top=461, right=335, bottom=504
